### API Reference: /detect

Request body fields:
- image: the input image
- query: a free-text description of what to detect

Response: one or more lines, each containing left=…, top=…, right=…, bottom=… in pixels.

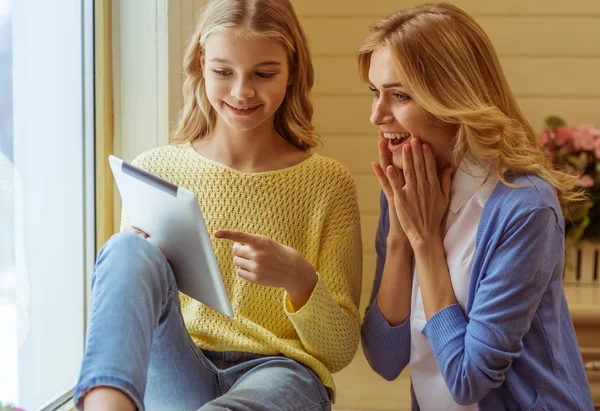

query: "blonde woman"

left=359, top=3, right=593, bottom=410
left=74, top=0, right=362, bottom=409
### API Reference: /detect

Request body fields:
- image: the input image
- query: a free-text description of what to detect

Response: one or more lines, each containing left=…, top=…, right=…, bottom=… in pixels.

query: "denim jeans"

left=74, top=233, right=331, bottom=411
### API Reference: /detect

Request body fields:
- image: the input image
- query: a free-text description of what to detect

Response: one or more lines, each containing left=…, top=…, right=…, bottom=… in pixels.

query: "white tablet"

left=108, top=155, right=234, bottom=318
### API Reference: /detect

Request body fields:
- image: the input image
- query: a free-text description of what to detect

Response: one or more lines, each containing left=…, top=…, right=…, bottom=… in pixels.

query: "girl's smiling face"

left=202, top=30, right=291, bottom=133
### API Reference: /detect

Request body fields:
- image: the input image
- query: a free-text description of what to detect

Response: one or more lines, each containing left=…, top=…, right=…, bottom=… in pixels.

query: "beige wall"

left=289, top=0, right=600, bottom=308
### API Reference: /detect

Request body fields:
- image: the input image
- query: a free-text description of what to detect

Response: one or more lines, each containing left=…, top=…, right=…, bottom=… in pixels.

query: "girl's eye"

left=256, top=72, right=276, bottom=79
left=369, top=87, right=380, bottom=98
left=213, top=69, right=231, bottom=77
left=394, top=93, right=411, bottom=102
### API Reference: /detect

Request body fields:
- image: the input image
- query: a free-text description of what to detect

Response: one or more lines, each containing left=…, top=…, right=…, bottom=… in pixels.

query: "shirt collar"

left=449, top=159, right=493, bottom=214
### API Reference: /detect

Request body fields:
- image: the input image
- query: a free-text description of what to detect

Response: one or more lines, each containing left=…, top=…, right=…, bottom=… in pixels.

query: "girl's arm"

left=282, top=169, right=363, bottom=373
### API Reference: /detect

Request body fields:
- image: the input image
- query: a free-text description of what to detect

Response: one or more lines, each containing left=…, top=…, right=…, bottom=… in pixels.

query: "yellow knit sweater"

left=125, top=143, right=363, bottom=398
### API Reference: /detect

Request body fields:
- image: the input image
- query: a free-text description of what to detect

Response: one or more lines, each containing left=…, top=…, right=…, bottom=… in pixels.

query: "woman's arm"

left=361, top=191, right=414, bottom=380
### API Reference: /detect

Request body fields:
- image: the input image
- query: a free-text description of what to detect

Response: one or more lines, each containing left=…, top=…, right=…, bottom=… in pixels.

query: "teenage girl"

left=75, top=1, right=362, bottom=410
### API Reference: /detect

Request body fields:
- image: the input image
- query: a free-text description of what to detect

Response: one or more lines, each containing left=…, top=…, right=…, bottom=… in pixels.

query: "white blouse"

left=410, top=161, right=498, bottom=410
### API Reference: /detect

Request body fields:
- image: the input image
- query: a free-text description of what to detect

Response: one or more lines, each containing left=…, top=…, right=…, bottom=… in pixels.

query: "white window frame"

left=111, top=0, right=195, bottom=232
left=11, top=0, right=95, bottom=409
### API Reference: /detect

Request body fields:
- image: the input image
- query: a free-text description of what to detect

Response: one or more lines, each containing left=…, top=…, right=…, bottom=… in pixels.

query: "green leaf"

left=566, top=200, right=594, bottom=243
left=544, top=115, right=567, bottom=129
left=567, top=214, right=590, bottom=243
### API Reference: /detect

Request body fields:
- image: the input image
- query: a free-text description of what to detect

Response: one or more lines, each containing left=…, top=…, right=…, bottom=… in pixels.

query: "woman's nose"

left=370, top=98, right=393, bottom=126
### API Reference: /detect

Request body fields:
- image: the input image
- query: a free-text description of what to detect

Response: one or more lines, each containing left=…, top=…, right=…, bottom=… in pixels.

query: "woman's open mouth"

left=384, top=132, right=411, bottom=146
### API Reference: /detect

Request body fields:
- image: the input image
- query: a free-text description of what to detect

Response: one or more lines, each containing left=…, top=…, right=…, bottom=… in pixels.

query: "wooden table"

left=565, top=284, right=600, bottom=409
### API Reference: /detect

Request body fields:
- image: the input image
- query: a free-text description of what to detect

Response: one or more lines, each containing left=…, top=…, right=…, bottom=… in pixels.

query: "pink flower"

left=595, top=139, right=600, bottom=160
left=576, top=174, right=595, bottom=188
left=555, top=127, right=575, bottom=147
left=539, top=131, right=551, bottom=145
left=572, top=125, right=599, bottom=151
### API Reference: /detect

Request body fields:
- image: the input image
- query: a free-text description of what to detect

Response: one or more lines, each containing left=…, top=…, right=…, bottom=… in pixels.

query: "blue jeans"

left=74, top=233, right=331, bottom=411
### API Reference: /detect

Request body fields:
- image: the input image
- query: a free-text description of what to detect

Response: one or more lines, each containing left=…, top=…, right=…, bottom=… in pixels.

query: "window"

left=0, top=0, right=17, bottom=406
left=0, top=0, right=95, bottom=409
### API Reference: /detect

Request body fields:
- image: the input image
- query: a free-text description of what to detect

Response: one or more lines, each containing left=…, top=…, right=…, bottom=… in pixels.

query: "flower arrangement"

left=540, top=116, right=600, bottom=243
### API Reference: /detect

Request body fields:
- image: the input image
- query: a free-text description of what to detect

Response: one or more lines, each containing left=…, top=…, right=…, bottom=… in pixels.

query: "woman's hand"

left=122, top=226, right=149, bottom=238
left=214, top=230, right=318, bottom=310
left=372, top=135, right=410, bottom=248
left=386, top=138, right=452, bottom=249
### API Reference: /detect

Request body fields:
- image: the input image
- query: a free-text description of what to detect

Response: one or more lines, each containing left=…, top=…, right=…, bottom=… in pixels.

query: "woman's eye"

left=369, top=87, right=380, bottom=98
left=256, top=72, right=276, bottom=79
left=394, top=93, right=411, bottom=102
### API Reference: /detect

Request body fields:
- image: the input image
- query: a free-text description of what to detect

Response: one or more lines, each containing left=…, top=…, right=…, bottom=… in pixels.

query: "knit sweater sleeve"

left=361, top=191, right=412, bottom=380
left=422, top=206, right=562, bottom=405
left=284, top=168, right=363, bottom=373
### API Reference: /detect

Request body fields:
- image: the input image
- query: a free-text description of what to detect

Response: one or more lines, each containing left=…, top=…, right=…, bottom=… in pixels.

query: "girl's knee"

left=94, top=232, right=171, bottom=286
left=100, top=232, right=162, bottom=261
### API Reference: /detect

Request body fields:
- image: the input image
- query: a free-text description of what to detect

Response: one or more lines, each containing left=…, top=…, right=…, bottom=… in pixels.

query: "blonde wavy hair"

left=171, top=0, right=318, bottom=150
left=357, top=3, right=583, bottom=214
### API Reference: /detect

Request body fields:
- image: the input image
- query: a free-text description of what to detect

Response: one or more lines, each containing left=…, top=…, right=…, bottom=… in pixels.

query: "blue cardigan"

left=361, top=173, right=593, bottom=410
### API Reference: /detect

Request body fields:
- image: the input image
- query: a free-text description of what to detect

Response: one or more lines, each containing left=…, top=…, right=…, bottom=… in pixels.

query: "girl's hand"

left=214, top=230, right=318, bottom=309
left=122, top=226, right=149, bottom=239
left=386, top=138, right=452, bottom=248
left=372, top=135, right=410, bottom=247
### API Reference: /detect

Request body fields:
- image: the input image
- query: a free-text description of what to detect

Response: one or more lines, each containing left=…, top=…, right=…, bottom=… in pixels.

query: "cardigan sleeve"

left=361, top=191, right=412, bottom=380
left=422, top=206, right=561, bottom=405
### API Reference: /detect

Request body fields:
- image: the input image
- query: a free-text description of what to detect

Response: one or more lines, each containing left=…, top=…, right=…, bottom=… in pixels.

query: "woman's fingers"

left=386, top=165, right=406, bottom=199
left=378, top=138, right=393, bottom=170
left=410, top=138, right=427, bottom=192
left=402, top=144, right=416, bottom=189
left=372, top=162, right=393, bottom=200
left=422, top=143, right=439, bottom=186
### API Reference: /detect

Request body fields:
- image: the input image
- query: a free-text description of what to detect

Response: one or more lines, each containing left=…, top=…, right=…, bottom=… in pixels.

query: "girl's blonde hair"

left=171, top=0, right=318, bottom=150
left=357, top=3, right=583, bottom=214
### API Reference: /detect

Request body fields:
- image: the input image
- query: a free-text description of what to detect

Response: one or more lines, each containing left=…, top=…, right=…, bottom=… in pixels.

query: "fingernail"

left=423, top=144, right=429, bottom=152
left=404, top=145, right=411, bottom=153
left=411, top=139, right=419, bottom=148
